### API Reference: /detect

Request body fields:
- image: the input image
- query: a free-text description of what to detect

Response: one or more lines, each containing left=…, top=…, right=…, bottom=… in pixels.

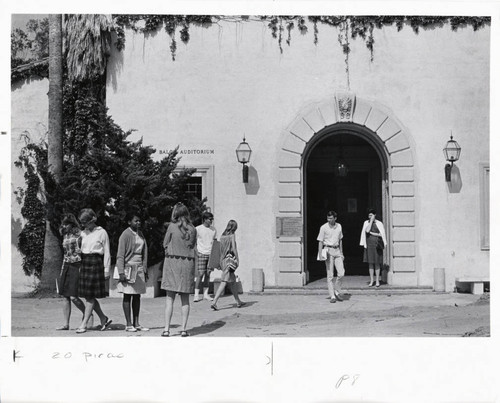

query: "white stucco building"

left=11, top=16, right=490, bottom=293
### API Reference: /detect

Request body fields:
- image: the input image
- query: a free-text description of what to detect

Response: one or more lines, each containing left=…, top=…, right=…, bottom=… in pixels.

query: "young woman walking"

left=211, top=220, right=245, bottom=311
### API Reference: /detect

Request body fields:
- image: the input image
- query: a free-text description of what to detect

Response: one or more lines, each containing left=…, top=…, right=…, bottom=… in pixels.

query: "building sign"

left=158, top=149, right=215, bottom=155
left=276, top=217, right=303, bottom=237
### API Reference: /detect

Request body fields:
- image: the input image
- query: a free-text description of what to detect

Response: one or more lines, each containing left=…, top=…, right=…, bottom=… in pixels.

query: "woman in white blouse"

left=359, top=208, right=387, bottom=287
left=76, top=208, right=113, bottom=334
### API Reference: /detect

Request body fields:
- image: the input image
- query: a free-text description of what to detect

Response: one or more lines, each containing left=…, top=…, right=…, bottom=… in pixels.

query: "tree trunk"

left=41, top=14, right=63, bottom=291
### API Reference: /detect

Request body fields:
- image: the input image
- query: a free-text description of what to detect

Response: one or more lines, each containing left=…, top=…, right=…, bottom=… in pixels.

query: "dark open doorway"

left=305, top=129, right=384, bottom=282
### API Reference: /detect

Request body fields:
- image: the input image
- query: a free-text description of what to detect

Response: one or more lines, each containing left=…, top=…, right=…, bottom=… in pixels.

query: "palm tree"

left=40, top=14, right=64, bottom=290
left=65, top=14, right=113, bottom=84
left=40, top=14, right=113, bottom=290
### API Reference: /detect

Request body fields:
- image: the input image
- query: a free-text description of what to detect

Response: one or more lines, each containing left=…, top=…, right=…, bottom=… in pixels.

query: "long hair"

left=171, top=203, right=192, bottom=239
left=222, top=220, right=238, bottom=236
left=59, top=213, right=81, bottom=236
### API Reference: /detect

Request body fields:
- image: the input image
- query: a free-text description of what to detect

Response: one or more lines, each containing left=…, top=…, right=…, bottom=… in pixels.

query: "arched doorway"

left=303, top=124, right=388, bottom=281
left=275, top=93, right=417, bottom=288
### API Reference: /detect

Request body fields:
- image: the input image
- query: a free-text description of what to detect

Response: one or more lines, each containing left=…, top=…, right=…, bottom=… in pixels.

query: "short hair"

left=125, top=211, right=141, bottom=223
left=60, top=213, right=81, bottom=235
left=326, top=211, right=337, bottom=218
left=202, top=212, right=214, bottom=221
left=367, top=208, right=376, bottom=215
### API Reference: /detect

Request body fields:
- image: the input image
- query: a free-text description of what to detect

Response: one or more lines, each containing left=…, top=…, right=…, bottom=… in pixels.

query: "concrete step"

left=249, top=285, right=436, bottom=296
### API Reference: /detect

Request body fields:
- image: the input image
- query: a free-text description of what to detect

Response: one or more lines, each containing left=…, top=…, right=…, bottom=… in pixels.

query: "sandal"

left=236, top=302, right=246, bottom=308
left=161, top=330, right=170, bottom=337
left=76, top=328, right=87, bottom=334
left=100, top=317, right=112, bottom=331
left=180, top=331, right=190, bottom=337
left=56, top=325, right=69, bottom=331
left=210, top=303, right=218, bottom=311
left=368, top=282, right=374, bottom=287
left=375, top=283, right=380, bottom=288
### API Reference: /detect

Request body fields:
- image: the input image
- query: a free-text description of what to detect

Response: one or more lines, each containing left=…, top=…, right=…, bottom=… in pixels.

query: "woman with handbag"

left=161, top=203, right=197, bottom=337
left=115, top=212, right=149, bottom=332
left=211, top=220, right=245, bottom=311
left=359, top=208, right=387, bottom=287
left=56, top=213, right=93, bottom=330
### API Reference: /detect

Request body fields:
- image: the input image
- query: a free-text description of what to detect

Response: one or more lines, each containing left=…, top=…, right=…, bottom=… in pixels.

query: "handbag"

left=376, top=237, right=385, bottom=251
left=225, top=252, right=239, bottom=272
left=207, top=240, right=221, bottom=270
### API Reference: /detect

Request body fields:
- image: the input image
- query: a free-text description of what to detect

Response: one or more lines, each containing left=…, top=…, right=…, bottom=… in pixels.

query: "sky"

left=11, top=14, right=47, bottom=31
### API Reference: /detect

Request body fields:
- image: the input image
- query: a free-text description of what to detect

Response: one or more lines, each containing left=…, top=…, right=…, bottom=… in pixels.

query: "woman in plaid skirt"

left=76, top=208, right=113, bottom=334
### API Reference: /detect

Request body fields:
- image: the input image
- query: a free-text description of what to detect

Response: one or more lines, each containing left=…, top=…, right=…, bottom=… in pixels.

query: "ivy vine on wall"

left=12, top=15, right=490, bottom=82
left=14, top=143, right=47, bottom=278
left=112, top=15, right=490, bottom=61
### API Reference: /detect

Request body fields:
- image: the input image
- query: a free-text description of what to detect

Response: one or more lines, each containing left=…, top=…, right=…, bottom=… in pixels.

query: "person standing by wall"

left=360, top=208, right=387, bottom=287
left=210, top=220, right=245, bottom=311
left=317, top=211, right=345, bottom=303
left=76, top=208, right=112, bottom=334
left=56, top=213, right=93, bottom=330
left=193, top=212, right=217, bottom=302
left=116, top=212, right=149, bottom=332
left=161, top=203, right=197, bottom=337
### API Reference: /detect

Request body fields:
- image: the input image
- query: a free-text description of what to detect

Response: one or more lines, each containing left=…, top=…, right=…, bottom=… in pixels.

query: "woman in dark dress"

left=360, top=209, right=387, bottom=287
left=56, top=213, right=92, bottom=330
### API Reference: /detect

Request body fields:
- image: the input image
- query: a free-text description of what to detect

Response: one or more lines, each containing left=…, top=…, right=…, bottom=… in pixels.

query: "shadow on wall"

left=244, top=165, right=260, bottom=195
left=447, top=165, right=462, bottom=193
left=109, top=33, right=124, bottom=94
left=11, top=216, right=23, bottom=249
left=11, top=75, right=46, bottom=92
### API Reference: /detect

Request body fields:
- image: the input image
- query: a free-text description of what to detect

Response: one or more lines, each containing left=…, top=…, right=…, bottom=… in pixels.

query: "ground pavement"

left=11, top=290, right=489, bottom=337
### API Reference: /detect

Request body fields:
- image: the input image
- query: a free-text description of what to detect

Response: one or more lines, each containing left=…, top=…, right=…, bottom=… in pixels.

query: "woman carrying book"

left=116, top=212, right=149, bottom=332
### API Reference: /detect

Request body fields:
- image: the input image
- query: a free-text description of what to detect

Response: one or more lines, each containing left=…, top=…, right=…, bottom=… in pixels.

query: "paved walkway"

left=11, top=291, right=489, bottom=337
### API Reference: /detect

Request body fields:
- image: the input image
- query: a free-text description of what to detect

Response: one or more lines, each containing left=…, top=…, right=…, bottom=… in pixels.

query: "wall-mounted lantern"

left=236, top=136, right=252, bottom=183
left=443, top=132, right=461, bottom=182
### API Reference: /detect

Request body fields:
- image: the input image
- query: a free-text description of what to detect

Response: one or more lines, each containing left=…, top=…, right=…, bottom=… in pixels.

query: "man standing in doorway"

left=194, top=212, right=217, bottom=302
left=317, top=211, right=345, bottom=303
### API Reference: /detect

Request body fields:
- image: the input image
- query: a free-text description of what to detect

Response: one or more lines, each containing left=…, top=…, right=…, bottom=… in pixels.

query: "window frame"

left=176, top=165, right=215, bottom=212
left=479, top=162, right=489, bottom=250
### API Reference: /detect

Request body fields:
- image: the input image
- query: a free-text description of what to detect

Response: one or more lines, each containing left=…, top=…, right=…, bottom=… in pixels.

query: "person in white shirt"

left=76, top=208, right=112, bottom=334
left=317, top=211, right=345, bottom=303
left=194, top=212, right=217, bottom=302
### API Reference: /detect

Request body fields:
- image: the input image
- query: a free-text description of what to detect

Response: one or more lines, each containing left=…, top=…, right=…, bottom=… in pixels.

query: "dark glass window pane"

left=185, top=176, right=202, bottom=200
